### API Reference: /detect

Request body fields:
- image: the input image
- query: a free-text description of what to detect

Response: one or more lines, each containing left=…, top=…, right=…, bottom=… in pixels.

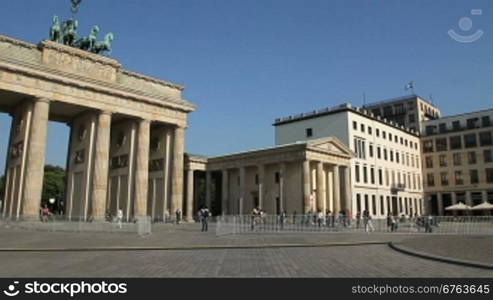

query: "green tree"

left=41, top=165, right=65, bottom=206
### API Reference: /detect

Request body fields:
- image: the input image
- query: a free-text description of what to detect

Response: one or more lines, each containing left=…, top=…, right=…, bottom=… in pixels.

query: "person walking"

left=175, top=209, right=182, bottom=225
left=116, top=207, right=123, bottom=229
left=317, top=210, right=324, bottom=227
left=200, top=207, right=210, bottom=232
left=356, top=211, right=361, bottom=229
left=363, top=210, right=374, bottom=232
left=41, top=204, right=50, bottom=222
left=164, top=209, right=170, bottom=223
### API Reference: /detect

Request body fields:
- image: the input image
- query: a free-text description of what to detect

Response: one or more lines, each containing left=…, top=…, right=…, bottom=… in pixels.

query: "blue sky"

left=1, top=0, right=492, bottom=174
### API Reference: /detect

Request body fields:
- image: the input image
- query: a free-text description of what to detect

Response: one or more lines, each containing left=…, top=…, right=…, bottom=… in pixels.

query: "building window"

left=405, top=139, right=408, bottom=147
left=409, top=114, right=415, bottom=123
left=376, top=128, right=380, bottom=137
left=385, top=169, right=390, bottom=186
left=467, top=118, right=479, bottom=129
left=380, top=196, right=385, bottom=215
left=378, top=169, right=383, bottom=185
left=383, top=148, right=388, bottom=160
left=468, top=151, right=477, bottom=164
left=425, top=156, right=433, bottom=168
left=439, top=123, right=447, bottom=133
left=486, top=168, right=493, bottom=183
left=355, top=165, right=360, bottom=183
left=255, top=174, right=259, bottom=185
left=470, top=169, right=479, bottom=184
left=427, top=173, right=435, bottom=187
left=426, top=125, right=437, bottom=135
left=306, top=128, right=313, bottom=137
left=368, top=126, right=372, bottom=135
left=440, top=172, right=449, bottom=186
left=479, top=131, right=492, bottom=146
left=370, top=167, right=375, bottom=184
left=394, top=135, right=398, bottom=143
left=484, top=149, right=493, bottom=163
left=363, top=166, right=368, bottom=183
left=439, top=154, right=447, bottom=167
left=275, top=172, right=280, bottom=183
left=482, top=116, right=491, bottom=127
left=390, top=150, right=394, bottom=162
left=423, top=140, right=434, bottom=153
left=464, top=133, right=477, bottom=148
left=353, top=121, right=357, bottom=130
left=369, top=144, right=374, bottom=157
left=450, top=136, right=462, bottom=150
left=453, top=153, right=461, bottom=166
left=389, top=133, right=393, bottom=141
left=377, top=147, right=381, bottom=159
left=382, top=131, right=386, bottom=139
left=396, top=152, right=400, bottom=163
left=452, top=120, right=461, bottom=131
left=436, top=138, right=447, bottom=151
left=361, top=124, right=365, bottom=133
left=455, top=171, right=463, bottom=185
left=400, top=137, right=404, bottom=145
left=356, top=194, right=361, bottom=212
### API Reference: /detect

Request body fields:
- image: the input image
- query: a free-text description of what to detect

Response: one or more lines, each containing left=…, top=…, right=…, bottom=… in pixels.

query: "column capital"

left=33, top=97, right=51, bottom=104
left=99, top=110, right=112, bottom=116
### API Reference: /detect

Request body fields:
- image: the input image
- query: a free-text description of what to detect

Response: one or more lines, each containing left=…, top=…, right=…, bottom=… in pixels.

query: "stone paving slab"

left=0, top=222, right=491, bottom=278
left=395, top=235, right=493, bottom=265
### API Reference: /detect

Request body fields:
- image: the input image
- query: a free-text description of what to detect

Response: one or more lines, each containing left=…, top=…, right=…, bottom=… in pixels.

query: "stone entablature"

left=0, top=35, right=194, bottom=126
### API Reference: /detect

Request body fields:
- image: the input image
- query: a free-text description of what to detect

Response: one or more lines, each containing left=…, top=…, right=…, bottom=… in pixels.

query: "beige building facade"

left=274, top=104, right=424, bottom=218
left=0, top=35, right=194, bottom=221
left=421, top=109, right=493, bottom=215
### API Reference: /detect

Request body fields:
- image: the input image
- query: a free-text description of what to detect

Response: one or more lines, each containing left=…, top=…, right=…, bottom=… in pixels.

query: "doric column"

left=316, top=162, right=325, bottom=212
left=90, top=110, right=111, bottom=220
left=170, top=126, right=185, bottom=217
left=437, top=192, right=443, bottom=216
left=221, top=169, right=228, bottom=214
left=279, top=163, right=287, bottom=213
left=239, top=167, right=246, bottom=215
left=257, top=164, right=265, bottom=209
left=22, top=98, right=50, bottom=219
left=302, top=160, right=311, bottom=213
left=205, top=171, right=212, bottom=209
left=186, top=169, right=194, bottom=221
left=451, top=192, right=457, bottom=205
left=134, top=119, right=150, bottom=217
left=332, top=165, right=340, bottom=214
left=343, top=166, right=352, bottom=212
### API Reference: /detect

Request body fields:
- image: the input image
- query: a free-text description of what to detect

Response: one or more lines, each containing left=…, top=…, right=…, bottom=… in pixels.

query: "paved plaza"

left=0, top=223, right=492, bottom=277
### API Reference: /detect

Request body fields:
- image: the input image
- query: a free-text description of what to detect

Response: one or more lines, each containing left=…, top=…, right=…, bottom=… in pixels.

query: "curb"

left=388, top=242, right=493, bottom=271
left=0, top=241, right=387, bottom=252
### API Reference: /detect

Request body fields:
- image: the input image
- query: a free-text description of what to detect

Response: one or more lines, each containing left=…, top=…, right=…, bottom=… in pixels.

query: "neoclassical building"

left=184, top=138, right=354, bottom=217
left=0, top=35, right=195, bottom=221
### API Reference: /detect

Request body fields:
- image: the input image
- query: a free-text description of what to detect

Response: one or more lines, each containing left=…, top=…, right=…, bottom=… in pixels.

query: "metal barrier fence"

left=0, top=214, right=152, bottom=236
left=215, top=215, right=493, bottom=236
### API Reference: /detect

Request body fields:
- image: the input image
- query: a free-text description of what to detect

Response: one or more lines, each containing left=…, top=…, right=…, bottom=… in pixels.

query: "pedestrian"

left=356, top=211, right=361, bottom=229
left=425, top=215, right=433, bottom=233
left=41, top=204, right=50, bottom=222
left=317, top=210, right=324, bottom=227
left=200, top=207, right=210, bottom=232
left=280, top=210, right=286, bottom=230
left=363, top=210, right=374, bottom=232
left=251, top=207, right=258, bottom=231
left=175, top=209, right=182, bottom=225
left=325, top=210, right=330, bottom=227
left=117, top=207, right=123, bottom=229
left=390, top=214, right=397, bottom=232
left=292, top=211, right=297, bottom=225
left=164, top=209, right=170, bottom=223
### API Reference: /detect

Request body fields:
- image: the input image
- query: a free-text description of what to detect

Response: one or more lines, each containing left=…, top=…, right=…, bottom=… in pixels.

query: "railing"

left=0, top=214, right=152, bottom=236
left=215, top=215, right=493, bottom=236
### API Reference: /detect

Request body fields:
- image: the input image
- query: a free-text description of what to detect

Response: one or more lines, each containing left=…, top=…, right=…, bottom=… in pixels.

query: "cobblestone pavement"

left=0, top=223, right=491, bottom=277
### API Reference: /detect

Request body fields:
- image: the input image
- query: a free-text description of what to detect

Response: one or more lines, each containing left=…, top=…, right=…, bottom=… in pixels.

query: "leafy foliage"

left=41, top=165, right=65, bottom=205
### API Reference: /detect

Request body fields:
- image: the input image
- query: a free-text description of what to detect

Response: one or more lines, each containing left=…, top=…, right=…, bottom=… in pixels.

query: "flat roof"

left=273, top=103, right=419, bottom=137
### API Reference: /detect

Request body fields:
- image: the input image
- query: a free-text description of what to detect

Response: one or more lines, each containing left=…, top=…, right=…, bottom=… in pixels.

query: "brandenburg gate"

left=0, top=33, right=195, bottom=221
